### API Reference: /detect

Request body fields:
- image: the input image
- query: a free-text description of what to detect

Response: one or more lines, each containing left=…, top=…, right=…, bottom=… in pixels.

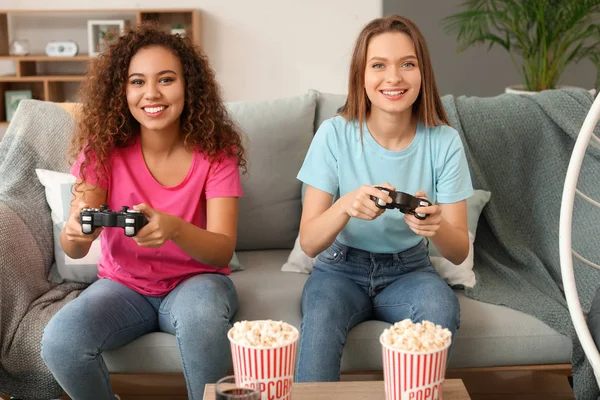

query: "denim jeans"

left=295, top=239, right=460, bottom=382
left=41, top=274, right=238, bottom=400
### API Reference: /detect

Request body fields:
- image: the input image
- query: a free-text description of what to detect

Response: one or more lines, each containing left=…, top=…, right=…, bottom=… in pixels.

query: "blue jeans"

left=41, top=274, right=238, bottom=400
left=295, top=239, right=460, bottom=382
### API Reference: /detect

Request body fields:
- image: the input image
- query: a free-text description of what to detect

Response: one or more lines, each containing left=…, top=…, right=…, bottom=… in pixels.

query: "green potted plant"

left=98, top=29, right=120, bottom=53
left=442, top=0, right=600, bottom=93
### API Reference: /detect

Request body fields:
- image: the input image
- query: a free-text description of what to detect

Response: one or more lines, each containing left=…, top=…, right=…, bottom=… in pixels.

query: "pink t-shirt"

left=71, top=137, right=243, bottom=296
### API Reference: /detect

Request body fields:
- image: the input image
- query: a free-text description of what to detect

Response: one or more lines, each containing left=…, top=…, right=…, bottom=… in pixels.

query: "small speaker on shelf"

left=45, top=41, right=79, bottom=57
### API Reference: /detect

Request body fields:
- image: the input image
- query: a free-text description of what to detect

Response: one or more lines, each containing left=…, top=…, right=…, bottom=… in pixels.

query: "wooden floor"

left=0, top=370, right=575, bottom=399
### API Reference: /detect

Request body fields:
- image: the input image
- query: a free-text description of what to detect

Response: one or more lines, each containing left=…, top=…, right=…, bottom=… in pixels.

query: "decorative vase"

left=9, top=39, right=30, bottom=56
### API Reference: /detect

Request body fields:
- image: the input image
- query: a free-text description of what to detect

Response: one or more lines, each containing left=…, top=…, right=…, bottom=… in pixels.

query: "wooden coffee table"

left=204, top=379, right=471, bottom=399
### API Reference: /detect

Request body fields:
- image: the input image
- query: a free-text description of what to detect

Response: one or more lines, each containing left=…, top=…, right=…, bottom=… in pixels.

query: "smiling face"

left=126, top=45, right=186, bottom=134
left=364, top=32, right=421, bottom=119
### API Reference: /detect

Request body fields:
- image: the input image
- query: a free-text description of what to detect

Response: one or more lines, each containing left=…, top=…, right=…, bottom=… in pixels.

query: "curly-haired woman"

left=41, top=23, right=246, bottom=400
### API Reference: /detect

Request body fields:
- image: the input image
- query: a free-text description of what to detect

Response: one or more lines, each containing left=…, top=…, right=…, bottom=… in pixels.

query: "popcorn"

left=229, top=320, right=299, bottom=399
left=229, top=320, right=299, bottom=347
left=380, top=319, right=451, bottom=352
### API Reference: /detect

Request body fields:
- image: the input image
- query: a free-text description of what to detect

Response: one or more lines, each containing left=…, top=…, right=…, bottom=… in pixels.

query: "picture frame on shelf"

left=87, top=19, right=126, bottom=57
left=4, top=90, right=32, bottom=122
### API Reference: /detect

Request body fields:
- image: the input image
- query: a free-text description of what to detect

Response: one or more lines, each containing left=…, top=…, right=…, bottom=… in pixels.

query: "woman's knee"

left=170, top=275, right=237, bottom=320
left=416, top=287, right=460, bottom=330
left=400, top=274, right=459, bottom=327
left=41, top=312, right=84, bottom=367
left=168, top=291, right=236, bottom=336
left=40, top=294, right=109, bottom=366
left=301, top=304, right=342, bottom=331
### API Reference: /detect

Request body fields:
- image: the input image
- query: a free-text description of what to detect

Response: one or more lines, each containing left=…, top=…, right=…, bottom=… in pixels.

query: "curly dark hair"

left=71, top=22, right=246, bottom=188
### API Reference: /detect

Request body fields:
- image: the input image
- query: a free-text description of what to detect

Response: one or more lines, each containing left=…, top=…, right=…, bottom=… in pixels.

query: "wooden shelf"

left=0, top=55, right=92, bottom=61
left=0, top=8, right=202, bottom=126
left=1, top=9, right=199, bottom=14
left=0, top=75, right=85, bottom=82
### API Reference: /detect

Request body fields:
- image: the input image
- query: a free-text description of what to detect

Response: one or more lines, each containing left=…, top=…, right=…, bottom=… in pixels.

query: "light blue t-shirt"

left=297, top=115, right=473, bottom=253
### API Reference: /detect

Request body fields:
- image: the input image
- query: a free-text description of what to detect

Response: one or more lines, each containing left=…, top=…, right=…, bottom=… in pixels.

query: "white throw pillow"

left=281, top=236, right=316, bottom=274
left=281, top=189, right=491, bottom=288
left=36, top=169, right=243, bottom=284
left=36, top=169, right=102, bottom=283
left=429, top=232, right=476, bottom=287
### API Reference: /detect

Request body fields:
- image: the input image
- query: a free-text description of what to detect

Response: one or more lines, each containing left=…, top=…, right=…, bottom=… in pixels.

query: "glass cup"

left=216, top=375, right=261, bottom=400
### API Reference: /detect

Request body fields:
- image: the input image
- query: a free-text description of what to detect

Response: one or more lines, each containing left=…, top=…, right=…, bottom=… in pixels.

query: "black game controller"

left=370, top=186, right=432, bottom=220
left=80, top=205, right=149, bottom=237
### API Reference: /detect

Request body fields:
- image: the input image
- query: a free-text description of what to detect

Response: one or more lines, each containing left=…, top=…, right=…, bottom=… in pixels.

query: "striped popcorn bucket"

left=380, top=335, right=450, bottom=400
left=228, top=323, right=299, bottom=400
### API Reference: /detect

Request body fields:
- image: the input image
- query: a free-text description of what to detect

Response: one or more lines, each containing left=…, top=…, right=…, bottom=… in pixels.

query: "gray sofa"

left=4, top=89, right=592, bottom=399
left=73, top=91, right=573, bottom=371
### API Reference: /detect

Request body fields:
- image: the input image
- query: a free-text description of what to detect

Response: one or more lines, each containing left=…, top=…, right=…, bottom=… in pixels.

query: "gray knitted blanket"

left=0, top=101, right=87, bottom=399
left=442, top=89, right=600, bottom=399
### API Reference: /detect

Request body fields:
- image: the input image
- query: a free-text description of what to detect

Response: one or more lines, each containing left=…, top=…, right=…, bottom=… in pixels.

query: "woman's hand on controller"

left=404, top=190, right=442, bottom=237
left=64, top=202, right=103, bottom=243
left=132, top=203, right=181, bottom=248
left=339, top=183, right=395, bottom=221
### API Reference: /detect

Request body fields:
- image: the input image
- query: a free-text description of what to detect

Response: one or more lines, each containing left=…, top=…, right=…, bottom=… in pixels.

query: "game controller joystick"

left=80, top=205, right=149, bottom=237
left=370, top=186, right=432, bottom=220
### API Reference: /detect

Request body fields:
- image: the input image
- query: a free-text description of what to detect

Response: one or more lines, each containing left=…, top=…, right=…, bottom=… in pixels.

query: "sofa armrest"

left=0, top=202, right=53, bottom=313
left=0, top=201, right=86, bottom=399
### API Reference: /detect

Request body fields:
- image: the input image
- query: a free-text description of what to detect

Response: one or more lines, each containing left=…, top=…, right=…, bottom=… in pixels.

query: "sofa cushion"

left=428, top=189, right=491, bottom=288
left=230, top=92, right=317, bottom=251
left=311, top=89, right=346, bottom=132
left=340, top=292, right=572, bottom=372
left=103, top=250, right=571, bottom=373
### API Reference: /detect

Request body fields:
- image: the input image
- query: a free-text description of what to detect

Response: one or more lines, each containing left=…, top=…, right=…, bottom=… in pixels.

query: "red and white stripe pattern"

left=382, top=343, right=448, bottom=400
left=230, top=339, right=298, bottom=400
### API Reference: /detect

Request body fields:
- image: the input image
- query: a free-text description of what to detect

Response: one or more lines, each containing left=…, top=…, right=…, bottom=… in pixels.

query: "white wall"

left=2, top=1, right=382, bottom=102
left=0, top=1, right=381, bottom=139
